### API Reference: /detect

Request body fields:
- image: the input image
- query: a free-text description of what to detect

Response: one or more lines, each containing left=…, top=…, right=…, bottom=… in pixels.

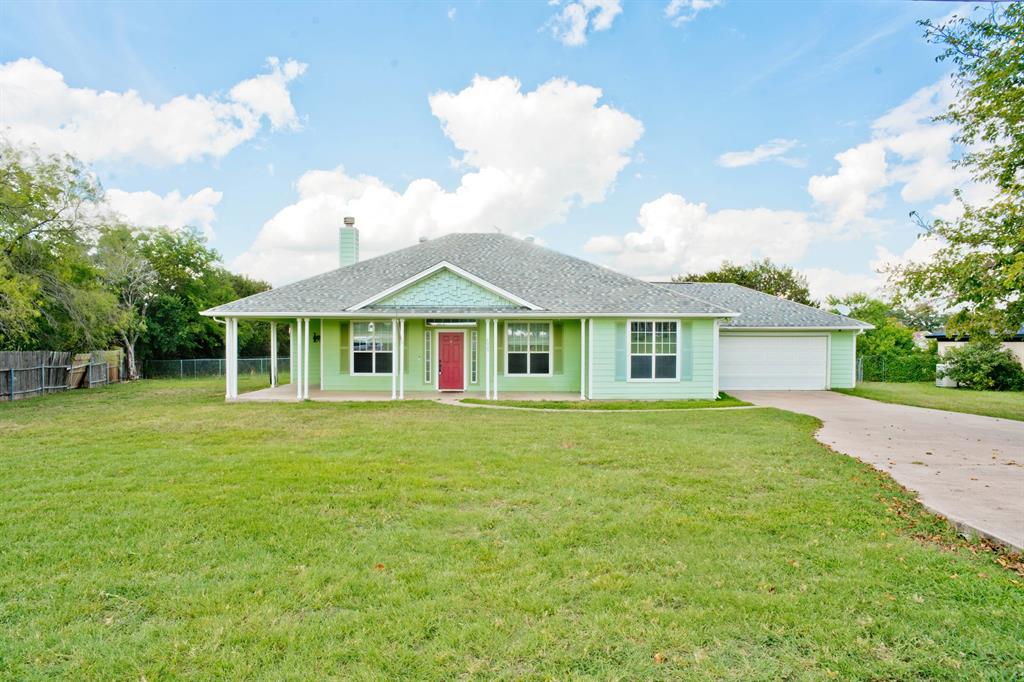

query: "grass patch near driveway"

left=461, top=393, right=749, bottom=410
left=836, top=381, right=1024, bottom=421
left=1, top=377, right=1022, bottom=680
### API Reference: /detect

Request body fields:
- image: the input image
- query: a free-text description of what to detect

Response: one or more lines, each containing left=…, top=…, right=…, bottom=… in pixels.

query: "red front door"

left=438, top=332, right=464, bottom=390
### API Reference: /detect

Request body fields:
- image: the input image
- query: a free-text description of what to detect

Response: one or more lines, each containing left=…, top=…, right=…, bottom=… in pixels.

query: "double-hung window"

left=352, top=321, right=393, bottom=375
left=506, top=322, right=551, bottom=375
left=629, top=320, right=678, bottom=380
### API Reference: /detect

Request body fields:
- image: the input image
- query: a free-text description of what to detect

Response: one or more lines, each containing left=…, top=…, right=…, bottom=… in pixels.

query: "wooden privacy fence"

left=0, top=350, right=122, bottom=401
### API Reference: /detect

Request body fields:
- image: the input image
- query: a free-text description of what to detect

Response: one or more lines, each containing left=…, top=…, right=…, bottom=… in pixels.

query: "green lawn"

left=835, top=381, right=1024, bottom=421
left=1, top=378, right=1022, bottom=680
left=461, top=393, right=749, bottom=410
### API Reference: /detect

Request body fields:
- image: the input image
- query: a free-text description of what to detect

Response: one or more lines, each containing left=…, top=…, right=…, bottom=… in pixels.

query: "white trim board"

left=346, top=261, right=542, bottom=312
left=202, top=311, right=739, bottom=320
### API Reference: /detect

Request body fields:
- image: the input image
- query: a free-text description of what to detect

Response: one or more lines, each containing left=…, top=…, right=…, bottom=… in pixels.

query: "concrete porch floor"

left=234, top=384, right=582, bottom=403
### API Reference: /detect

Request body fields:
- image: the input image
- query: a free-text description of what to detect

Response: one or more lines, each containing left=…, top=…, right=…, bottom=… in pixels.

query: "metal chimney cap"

left=343, top=216, right=356, bottom=227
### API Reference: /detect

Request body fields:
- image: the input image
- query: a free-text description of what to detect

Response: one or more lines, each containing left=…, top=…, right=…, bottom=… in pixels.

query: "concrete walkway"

left=732, top=391, right=1024, bottom=552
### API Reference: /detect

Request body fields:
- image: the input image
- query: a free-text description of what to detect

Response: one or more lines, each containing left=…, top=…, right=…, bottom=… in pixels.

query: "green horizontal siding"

left=495, top=320, right=582, bottom=393
left=830, top=330, right=856, bottom=388
left=288, top=317, right=723, bottom=398
left=589, top=318, right=717, bottom=400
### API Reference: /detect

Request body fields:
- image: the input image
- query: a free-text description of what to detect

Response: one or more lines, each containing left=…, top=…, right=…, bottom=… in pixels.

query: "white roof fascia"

left=201, top=311, right=740, bottom=319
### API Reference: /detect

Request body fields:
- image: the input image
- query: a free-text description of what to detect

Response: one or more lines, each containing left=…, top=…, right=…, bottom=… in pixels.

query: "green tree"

left=827, top=293, right=919, bottom=358
left=0, top=142, right=116, bottom=350
left=675, top=258, right=817, bottom=306
left=136, top=228, right=272, bottom=363
left=95, top=226, right=158, bottom=379
left=892, top=6, right=1024, bottom=338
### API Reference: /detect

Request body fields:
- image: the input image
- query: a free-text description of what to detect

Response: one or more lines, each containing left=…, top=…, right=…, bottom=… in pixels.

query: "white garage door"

left=720, top=335, right=828, bottom=390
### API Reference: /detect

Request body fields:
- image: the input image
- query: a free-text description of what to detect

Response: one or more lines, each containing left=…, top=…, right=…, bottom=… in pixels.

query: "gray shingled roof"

left=658, top=282, right=872, bottom=329
left=203, top=233, right=737, bottom=317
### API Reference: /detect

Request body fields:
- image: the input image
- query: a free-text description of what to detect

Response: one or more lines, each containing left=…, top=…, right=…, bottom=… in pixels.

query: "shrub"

left=860, top=353, right=938, bottom=382
left=939, top=341, right=1024, bottom=391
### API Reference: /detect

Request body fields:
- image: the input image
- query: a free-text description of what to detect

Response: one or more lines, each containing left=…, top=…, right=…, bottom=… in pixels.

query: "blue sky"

left=0, top=0, right=976, bottom=298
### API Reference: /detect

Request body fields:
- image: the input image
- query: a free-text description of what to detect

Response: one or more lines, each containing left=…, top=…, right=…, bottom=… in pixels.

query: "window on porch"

left=352, top=321, right=393, bottom=375
left=506, top=322, right=551, bottom=375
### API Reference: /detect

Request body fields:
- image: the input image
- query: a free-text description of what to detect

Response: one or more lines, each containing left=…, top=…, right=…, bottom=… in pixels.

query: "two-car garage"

left=719, top=334, right=829, bottom=390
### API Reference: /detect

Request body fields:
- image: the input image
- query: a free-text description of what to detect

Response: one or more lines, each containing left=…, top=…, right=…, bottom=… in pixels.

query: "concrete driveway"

left=732, top=391, right=1024, bottom=552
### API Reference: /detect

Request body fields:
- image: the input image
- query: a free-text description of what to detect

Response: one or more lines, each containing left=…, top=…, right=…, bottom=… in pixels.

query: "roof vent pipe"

left=525, top=235, right=535, bottom=243
left=419, top=236, right=428, bottom=243
left=339, top=217, right=359, bottom=267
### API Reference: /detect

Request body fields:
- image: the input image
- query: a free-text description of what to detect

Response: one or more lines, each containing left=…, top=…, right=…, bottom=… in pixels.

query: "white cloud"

left=716, top=138, right=803, bottom=168
left=587, top=80, right=974, bottom=300
left=583, top=193, right=822, bottom=279
left=803, top=267, right=882, bottom=301
left=234, top=76, right=643, bottom=284
left=806, top=140, right=889, bottom=227
left=664, top=0, right=722, bottom=26
left=803, top=236, right=945, bottom=301
left=0, top=56, right=306, bottom=165
left=548, top=0, right=622, bottom=46
left=447, top=6, right=456, bottom=20
left=807, top=80, right=966, bottom=228
left=104, top=187, right=222, bottom=237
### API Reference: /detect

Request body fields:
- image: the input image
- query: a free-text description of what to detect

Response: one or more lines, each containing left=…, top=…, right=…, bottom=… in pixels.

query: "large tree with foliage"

left=137, top=228, right=273, bottom=364
left=827, top=293, right=922, bottom=358
left=95, top=226, right=158, bottom=379
left=674, top=258, right=817, bottom=306
left=0, top=142, right=116, bottom=350
left=892, top=5, right=1024, bottom=337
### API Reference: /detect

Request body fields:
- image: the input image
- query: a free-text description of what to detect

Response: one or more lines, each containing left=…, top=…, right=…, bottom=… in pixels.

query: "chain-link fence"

left=857, top=354, right=938, bottom=383
left=144, top=357, right=290, bottom=379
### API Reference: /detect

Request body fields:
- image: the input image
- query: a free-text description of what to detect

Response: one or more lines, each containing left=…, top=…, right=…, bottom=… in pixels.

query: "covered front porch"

left=221, top=316, right=592, bottom=402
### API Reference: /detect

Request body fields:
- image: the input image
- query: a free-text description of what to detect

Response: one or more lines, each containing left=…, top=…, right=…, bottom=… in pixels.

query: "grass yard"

left=1, top=378, right=1022, bottom=680
left=836, top=381, right=1024, bottom=421
left=461, top=393, right=749, bottom=410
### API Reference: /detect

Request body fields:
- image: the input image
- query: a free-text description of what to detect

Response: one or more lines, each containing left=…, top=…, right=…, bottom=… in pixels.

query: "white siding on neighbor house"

left=938, top=340, right=1024, bottom=366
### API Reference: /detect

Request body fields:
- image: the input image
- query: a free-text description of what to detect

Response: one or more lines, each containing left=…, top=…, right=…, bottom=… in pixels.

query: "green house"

left=203, top=222, right=871, bottom=401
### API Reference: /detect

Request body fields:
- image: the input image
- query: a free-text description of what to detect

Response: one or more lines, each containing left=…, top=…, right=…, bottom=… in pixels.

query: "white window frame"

left=470, top=330, right=479, bottom=384
left=504, top=321, right=553, bottom=377
left=423, top=329, right=432, bottom=384
left=350, top=320, right=395, bottom=376
left=626, top=319, right=680, bottom=382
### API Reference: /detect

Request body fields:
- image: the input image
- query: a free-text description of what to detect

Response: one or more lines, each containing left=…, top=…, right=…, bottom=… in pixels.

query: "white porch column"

left=225, top=317, right=238, bottom=400
left=492, top=319, right=499, bottom=401
left=391, top=318, right=398, bottom=400
left=579, top=318, right=586, bottom=400
left=484, top=318, right=491, bottom=399
left=712, top=319, right=720, bottom=399
left=398, top=319, right=405, bottom=400
left=303, top=318, right=311, bottom=399
left=319, top=320, right=324, bottom=391
left=587, top=318, right=594, bottom=400
left=270, top=322, right=278, bottom=388
left=294, top=320, right=303, bottom=400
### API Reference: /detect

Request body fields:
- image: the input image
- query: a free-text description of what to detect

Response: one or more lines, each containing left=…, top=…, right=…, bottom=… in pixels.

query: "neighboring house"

left=926, top=328, right=1024, bottom=367
left=203, top=221, right=872, bottom=401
